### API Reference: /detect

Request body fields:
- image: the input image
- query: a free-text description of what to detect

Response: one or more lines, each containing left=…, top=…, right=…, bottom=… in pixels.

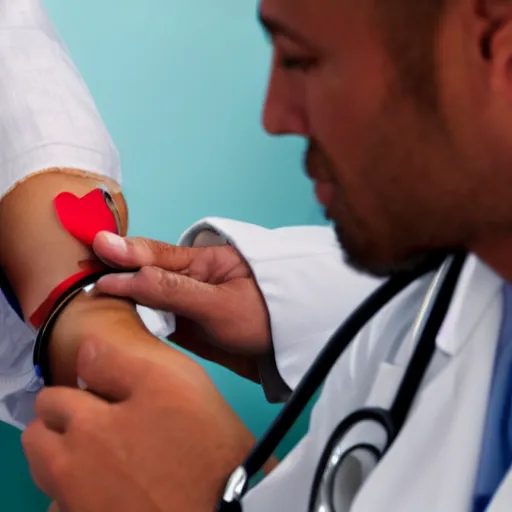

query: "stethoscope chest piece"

left=309, top=408, right=394, bottom=512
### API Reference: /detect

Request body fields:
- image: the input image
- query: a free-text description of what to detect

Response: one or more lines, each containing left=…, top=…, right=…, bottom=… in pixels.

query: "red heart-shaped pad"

left=53, top=189, right=118, bottom=246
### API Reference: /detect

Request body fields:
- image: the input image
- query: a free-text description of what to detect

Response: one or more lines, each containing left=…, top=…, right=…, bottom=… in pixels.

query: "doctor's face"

left=260, top=0, right=512, bottom=276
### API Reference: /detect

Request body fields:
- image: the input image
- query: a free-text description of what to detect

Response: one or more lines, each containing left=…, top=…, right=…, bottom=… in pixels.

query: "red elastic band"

left=29, top=188, right=119, bottom=329
left=29, top=262, right=106, bottom=329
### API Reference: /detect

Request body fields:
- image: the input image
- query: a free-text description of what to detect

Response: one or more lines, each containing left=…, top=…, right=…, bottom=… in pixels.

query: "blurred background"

left=2, top=1, right=327, bottom=509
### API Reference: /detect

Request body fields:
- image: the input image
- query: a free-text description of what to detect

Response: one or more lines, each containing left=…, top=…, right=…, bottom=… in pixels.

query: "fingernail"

left=101, top=232, right=127, bottom=253
left=97, top=272, right=136, bottom=285
left=77, top=377, right=88, bottom=390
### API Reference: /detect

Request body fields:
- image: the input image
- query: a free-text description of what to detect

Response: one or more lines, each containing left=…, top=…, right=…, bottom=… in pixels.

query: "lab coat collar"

left=435, top=254, right=504, bottom=356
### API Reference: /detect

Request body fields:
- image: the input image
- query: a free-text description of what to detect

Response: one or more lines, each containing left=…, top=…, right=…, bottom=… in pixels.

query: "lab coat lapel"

left=417, top=311, right=500, bottom=512
left=352, top=259, right=503, bottom=512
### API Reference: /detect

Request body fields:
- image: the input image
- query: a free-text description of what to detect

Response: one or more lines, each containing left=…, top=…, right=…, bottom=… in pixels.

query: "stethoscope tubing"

left=244, top=257, right=453, bottom=478
left=217, top=254, right=454, bottom=509
left=308, top=252, right=467, bottom=511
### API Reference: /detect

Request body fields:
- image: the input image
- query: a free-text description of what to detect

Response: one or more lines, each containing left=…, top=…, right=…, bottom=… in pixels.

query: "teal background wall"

left=0, top=1, right=326, bottom=509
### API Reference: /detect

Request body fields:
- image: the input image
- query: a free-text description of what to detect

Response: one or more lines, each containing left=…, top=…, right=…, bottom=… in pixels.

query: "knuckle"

left=153, top=239, right=176, bottom=258
left=159, top=269, right=180, bottom=293
left=138, top=266, right=179, bottom=295
left=137, top=264, right=158, bottom=278
left=141, top=237, right=161, bottom=253
left=129, top=237, right=195, bottom=271
left=137, top=237, right=175, bottom=260
left=136, top=265, right=162, bottom=288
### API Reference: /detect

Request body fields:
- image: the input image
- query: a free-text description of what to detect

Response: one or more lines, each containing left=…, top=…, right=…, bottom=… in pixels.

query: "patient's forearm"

left=0, top=171, right=128, bottom=314
left=0, top=170, right=159, bottom=386
left=49, top=292, right=159, bottom=385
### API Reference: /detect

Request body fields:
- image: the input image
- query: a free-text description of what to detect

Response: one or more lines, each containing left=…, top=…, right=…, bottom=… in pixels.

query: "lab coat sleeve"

left=178, top=217, right=382, bottom=402
left=0, top=0, right=121, bottom=201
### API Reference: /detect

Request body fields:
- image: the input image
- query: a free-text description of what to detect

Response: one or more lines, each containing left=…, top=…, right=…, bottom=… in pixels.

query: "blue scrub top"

left=472, top=283, right=512, bottom=511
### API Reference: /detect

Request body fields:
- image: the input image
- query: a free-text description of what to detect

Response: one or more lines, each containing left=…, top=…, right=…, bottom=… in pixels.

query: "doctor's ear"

left=476, top=0, right=512, bottom=96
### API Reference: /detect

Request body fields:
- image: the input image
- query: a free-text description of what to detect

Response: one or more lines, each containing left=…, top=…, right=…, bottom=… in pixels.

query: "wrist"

left=48, top=292, right=159, bottom=386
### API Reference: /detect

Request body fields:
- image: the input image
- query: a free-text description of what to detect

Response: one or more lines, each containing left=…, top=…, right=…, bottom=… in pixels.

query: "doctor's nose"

left=262, top=75, right=308, bottom=137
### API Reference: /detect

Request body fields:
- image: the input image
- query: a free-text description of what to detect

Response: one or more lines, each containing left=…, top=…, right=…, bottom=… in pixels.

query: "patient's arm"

left=0, top=170, right=161, bottom=387
left=0, top=1, right=166, bottom=391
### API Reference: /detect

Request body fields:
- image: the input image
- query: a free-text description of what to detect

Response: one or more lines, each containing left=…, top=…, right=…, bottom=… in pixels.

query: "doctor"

left=20, top=0, right=512, bottom=511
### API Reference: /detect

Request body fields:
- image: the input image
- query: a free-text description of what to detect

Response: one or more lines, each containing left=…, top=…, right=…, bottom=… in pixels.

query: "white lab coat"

left=179, top=217, right=510, bottom=512
left=0, top=0, right=171, bottom=429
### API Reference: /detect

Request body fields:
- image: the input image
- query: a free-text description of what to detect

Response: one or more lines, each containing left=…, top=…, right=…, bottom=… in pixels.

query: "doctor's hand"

left=22, top=338, right=255, bottom=512
left=92, top=232, right=271, bottom=382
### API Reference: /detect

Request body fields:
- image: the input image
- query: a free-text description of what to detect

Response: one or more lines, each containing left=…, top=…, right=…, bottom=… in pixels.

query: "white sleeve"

left=0, top=0, right=121, bottom=200
left=178, top=217, right=382, bottom=402
left=0, top=0, right=124, bottom=431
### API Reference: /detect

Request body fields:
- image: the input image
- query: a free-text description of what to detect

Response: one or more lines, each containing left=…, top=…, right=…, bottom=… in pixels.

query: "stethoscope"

left=216, top=251, right=467, bottom=512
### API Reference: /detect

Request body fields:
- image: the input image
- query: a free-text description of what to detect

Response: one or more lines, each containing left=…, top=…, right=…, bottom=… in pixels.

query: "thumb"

left=76, top=338, right=151, bottom=401
left=96, top=266, right=219, bottom=321
left=93, top=232, right=196, bottom=271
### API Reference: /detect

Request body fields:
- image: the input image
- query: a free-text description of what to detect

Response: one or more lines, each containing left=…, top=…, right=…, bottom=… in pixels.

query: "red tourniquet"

left=29, top=189, right=118, bottom=328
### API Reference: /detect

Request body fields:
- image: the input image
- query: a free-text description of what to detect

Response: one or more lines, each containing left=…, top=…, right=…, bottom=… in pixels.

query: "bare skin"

left=93, top=234, right=271, bottom=382
left=0, top=171, right=164, bottom=387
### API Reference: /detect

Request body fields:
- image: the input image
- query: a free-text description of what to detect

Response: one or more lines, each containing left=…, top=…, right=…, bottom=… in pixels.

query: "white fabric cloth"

left=0, top=0, right=121, bottom=200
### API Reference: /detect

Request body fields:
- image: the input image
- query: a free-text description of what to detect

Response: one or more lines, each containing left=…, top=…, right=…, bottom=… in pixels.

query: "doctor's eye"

left=280, top=55, right=316, bottom=72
